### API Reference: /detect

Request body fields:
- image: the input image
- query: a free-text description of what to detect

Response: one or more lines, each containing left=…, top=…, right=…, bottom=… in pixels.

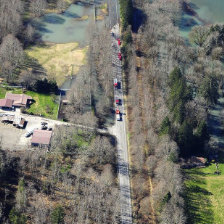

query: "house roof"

left=0, top=98, right=13, bottom=108
left=31, top=130, right=52, bottom=145
left=5, top=93, right=32, bottom=107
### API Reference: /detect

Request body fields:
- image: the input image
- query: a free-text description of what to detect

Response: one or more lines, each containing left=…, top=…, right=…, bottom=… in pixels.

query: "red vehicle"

left=117, top=38, right=121, bottom=45
left=115, top=98, right=121, bottom=105
left=118, top=52, right=122, bottom=60
left=115, top=109, right=122, bottom=121
left=114, top=78, right=118, bottom=87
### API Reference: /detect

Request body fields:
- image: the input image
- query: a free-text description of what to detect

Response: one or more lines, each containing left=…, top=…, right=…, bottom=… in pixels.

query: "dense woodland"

left=0, top=127, right=120, bottom=223
left=120, top=0, right=224, bottom=223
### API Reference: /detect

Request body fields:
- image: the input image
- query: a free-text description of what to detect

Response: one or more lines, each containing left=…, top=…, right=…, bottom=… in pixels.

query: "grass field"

left=25, top=91, right=59, bottom=119
left=26, top=42, right=87, bottom=86
left=185, top=161, right=224, bottom=224
left=0, top=87, right=59, bottom=119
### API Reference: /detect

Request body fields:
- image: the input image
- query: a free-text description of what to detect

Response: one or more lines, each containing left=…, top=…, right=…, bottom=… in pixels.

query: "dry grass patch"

left=26, top=42, right=87, bottom=86
left=73, top=15, right=89, bottom=21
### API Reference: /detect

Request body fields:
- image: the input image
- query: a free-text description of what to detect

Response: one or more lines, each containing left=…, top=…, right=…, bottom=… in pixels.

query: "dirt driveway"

left=0, top=109, right=96, bottom=150
left=0, top=122, right=29, bottom=150
left=0, top=111, right=66, bottom=150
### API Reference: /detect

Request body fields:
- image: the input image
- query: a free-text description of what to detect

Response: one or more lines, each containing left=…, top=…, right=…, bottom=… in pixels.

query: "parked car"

left=114, top=78, right=118, bottom=88
left=25, top=130, right=33, bottom=138
left=25, top=128, right=36, bottom=138
left=117, top=38, right=121, bottom=45
left=116, top=113, right=121, bottom=121
left=41, top=125, right=48, bottom=130
left=41, top=121, right=48, bottom=130
left=118, top=52, right=122, bottom=60
left=115, top=98, right=121, bottom=105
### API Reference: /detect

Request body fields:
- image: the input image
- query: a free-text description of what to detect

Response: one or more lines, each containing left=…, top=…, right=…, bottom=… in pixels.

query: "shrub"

left=50, top=205, right=65, bottom=224
left=119, top=0, right=133, bottom=30
left=159, top=117, right=171, bottom=136
left=9, top=208, right=27, bottom=224
left=33, top=78, right=58, bottom=94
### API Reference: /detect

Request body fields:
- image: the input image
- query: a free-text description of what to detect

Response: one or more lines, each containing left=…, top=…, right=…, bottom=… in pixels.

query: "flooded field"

left=30, top=2, right=106, bottom=88
left=32, top=3, right=104, bottom=45
left=180, top=0, right=224, bottom=38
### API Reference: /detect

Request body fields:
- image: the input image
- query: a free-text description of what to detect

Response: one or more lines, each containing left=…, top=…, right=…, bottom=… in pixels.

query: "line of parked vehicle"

left=113, top=37, right=123, bottom=121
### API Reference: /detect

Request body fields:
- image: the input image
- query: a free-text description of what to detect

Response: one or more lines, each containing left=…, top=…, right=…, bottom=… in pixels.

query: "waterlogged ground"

left=32, top=4, right=95, bottom=44
left=29, top=2, right=105, bottom=87
left=190, top=0, right=224, bottom=23
left=179, top=0, right=224, bottom=38
left=208, top=96, right=224, bottom=149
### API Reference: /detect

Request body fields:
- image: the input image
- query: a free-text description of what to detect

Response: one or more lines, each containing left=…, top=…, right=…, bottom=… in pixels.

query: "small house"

left=31, top=130, right=52, bottom=147
left=0, top=93, right=33, bottom=110
left=5, top=93, right=33, bottom=108
left=0, top=99, right=13, bottom=110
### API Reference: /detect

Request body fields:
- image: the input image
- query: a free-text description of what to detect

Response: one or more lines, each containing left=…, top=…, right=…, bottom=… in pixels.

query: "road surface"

left=109, top=24, right=133, bottom=224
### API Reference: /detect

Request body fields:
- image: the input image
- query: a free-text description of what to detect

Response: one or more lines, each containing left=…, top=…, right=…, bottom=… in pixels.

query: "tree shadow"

left=0, top=152, right=20, bottom=221
left=179, top=17, right=199, bottom=31
left=63, top=11, right=80, bottom=18
left=43, top=14, right=65, bottom=24
left=23, top=52, right=46, bottom=76
left=132, top=7, right=146, bottom=33
left=31, top=20, right=53, bottom=33
left=184, top=169, right=214, bottom=224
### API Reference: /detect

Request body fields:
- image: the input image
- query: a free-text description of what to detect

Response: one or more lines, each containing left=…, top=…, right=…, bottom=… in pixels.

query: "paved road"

left=109, top=24, right=133, bottom=224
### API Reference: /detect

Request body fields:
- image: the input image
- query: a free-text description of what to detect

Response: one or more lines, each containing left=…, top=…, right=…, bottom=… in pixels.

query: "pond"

left=179, top=0, right=224, bottom=38
left=32, top=2, right=104, bottom=46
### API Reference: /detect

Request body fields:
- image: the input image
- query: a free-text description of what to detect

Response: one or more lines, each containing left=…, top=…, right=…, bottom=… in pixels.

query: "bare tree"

left=24, top=24, right=35, bottom=43
left=56, top=0, right=67, bottom=12
left=19, top=69, right=37, bottom=89
left=0, top=34, right=24, bottom=82
left=30, top=0, right=47, bottom=17
left=189, top=25, right=210, bottom=47
left=0, top=0, right=23, bottom=39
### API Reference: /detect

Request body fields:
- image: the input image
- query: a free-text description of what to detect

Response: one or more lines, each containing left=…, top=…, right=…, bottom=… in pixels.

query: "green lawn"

left=0, top=87, right=59, bottom=119
left=185, top=162, right=224, bottom=224
left=25, top=91, right=59, bottom=119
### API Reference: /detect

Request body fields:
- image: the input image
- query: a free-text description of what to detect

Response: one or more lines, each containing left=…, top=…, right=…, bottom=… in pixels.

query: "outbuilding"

left=31, top=130, right=52, bottom=147
left=0, top=99, right=13, bottom=110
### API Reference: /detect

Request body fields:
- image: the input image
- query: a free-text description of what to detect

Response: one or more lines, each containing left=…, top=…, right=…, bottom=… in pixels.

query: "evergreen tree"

left=168, top=67, right=191, bottom=124
left=159, top=116, right=171, bottom=136
left=51, top=205, right=65, bottom=224
left=199, top=75, right=219, bottom=104
left=177, top=120, right=194, bottom=157
left=119, top=0, right=133, bottom=30
left=9, top=208, right=26, bottom=224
